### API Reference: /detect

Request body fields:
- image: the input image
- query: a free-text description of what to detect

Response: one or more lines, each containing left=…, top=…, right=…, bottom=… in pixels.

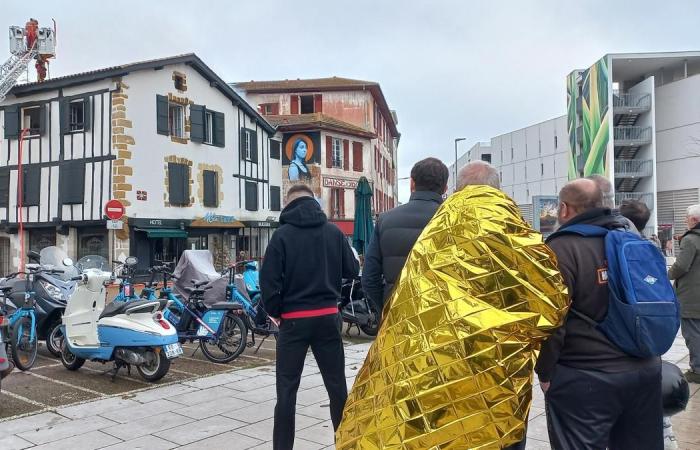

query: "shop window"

left=245, top=181, right=258, bottom=211
left=22, top=106, right=42, bottom=137
left=59, top=162, right=86, bottom=204
left=270, top=186, right=281, bottom=211
left=169, top=104, right=184, bottom=138
left=168, top=163, right=189, bottom=206
left=204, top=111, right=213, bottom=145
left=29, top=229, right=56, bottom=254
left=187, top=235, right=208, bottom=250
left=300, top=95, right=314, bottom=114
left=78, top=227, right=108, bottom=259
left=203, top=170, right=218, bottom=207
left=21, top=165, right=41, bottom=206
left=332, top=138, right=343, bottom=168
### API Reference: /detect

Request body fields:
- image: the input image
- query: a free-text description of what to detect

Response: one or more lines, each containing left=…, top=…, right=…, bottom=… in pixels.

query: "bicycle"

left=145, top=262, right=247, bottom=364
left=110, top=257, right=140, bottom=302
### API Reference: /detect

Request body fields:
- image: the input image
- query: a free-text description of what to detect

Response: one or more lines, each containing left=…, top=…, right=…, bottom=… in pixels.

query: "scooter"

left=60, top=255, right=182, bottom=382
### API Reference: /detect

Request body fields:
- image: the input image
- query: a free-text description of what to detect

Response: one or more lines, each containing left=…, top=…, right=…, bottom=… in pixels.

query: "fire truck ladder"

left=0, top=44, right=37, bottom=103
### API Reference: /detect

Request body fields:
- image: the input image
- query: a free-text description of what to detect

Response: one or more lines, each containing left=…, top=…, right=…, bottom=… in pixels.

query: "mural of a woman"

left=288, top=139, right=311, bottom=181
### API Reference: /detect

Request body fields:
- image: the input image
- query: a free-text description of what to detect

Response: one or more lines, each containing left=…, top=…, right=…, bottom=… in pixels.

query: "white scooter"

left=60, top=255, right=182, bottom=382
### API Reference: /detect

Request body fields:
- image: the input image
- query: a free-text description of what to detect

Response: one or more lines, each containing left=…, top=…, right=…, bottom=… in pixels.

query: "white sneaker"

left=663, top=416, right=679, bottom=450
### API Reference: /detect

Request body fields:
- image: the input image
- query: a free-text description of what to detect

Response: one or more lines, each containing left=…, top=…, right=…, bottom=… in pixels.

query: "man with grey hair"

left=457, top=160, right=501, bottom=190
left=586, top=174, right=639, bottom=234
left=669, top=204, right=700, bottom=383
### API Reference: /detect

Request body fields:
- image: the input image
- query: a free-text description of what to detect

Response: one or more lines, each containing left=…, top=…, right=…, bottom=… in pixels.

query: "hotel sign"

left=322, top=176, right=358, bottom=189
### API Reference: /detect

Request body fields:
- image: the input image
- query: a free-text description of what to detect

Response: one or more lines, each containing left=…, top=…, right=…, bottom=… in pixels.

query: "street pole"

left=454, top=138, right=466, bottom=192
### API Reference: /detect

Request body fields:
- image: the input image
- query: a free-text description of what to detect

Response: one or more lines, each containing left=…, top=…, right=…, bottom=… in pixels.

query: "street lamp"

left=454, top=138, right=466, bottom=192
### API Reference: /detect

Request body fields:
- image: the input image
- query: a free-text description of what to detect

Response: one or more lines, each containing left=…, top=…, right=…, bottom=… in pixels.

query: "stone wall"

left=196, top=163, right=224, bottom=207
left=111, top=78, right=135, bottom=207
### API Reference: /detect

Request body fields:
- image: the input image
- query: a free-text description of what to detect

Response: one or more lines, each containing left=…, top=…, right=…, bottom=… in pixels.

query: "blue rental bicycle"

left=143, top=263, right=247, bottom=364
left=111, top=257, right=140, bottom=302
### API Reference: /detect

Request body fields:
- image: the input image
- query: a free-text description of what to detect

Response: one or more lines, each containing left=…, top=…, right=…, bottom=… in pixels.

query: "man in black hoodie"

left=261, top=184, right=359, bottom=450
left=536, top=178, right=662, bottom=450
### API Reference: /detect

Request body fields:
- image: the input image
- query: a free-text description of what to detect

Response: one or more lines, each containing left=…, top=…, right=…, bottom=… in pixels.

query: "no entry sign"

left=105, top=199, right=125, bottom=221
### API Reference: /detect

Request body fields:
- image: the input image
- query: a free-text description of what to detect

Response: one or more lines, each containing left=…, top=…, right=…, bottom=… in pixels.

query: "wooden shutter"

left=245, top=181, right=258, bottom=211
left=59, top=99, right=69, bottom=134
left=22, top=166, right=41, bottom=206
left=240, top=129, right=248, bottom=160
left=38, top=104, right=47, bottom=136
left=168, top=163, right=187, bottom=206
left=271, top=103, right=280, bottom=115
left=190, top=104, right=205, bottom=143
left=82, top=97, right=91, bottom=132
left=203, top=170, right=217, bottom=207
left=314, top=94, right=323, bottom=113
left=290, top=95, right=299, bottom=114
left=0, top=168, right=9, bottom=207
left=326, top=135, right=333, bottom=168
left=3, top=105, right=19, bottom=139
left=343, top=140, right=349, bottom=171
left=270, top=186, right=281, bottom=211
left=250, top=129, right=259, bottom=163
left=156, top=95, right=169, bottom=135
left=59, top=162, right=86, bottom=204
left=270, top=140, right=281, bottom=160
left=352, top=142, right=363, bottom=171
left=213, top=111, right=225, bottom=147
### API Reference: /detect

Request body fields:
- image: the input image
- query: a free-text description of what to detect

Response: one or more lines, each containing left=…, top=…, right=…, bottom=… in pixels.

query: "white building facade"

left=0, top=54, right=281, bottom=274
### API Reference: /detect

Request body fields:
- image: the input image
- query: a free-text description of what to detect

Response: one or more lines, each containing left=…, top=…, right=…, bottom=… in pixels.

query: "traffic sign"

left=107, top=220, right=124, bottom=230
left=105, top=199, right=125, bottom=220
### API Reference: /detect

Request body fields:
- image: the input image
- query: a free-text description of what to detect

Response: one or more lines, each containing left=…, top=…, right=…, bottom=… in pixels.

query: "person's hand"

left=540, top=381, right=550, bottom=394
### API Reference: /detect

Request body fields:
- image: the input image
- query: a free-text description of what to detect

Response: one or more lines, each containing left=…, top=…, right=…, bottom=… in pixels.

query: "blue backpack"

left=550, top=224, right=680, bottom=358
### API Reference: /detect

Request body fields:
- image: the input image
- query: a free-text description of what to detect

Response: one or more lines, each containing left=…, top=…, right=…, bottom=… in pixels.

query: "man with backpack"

left=536, top=178, right=676, bottom=450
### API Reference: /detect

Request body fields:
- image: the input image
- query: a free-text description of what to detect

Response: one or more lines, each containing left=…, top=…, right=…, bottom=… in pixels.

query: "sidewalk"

left=0, top=338, right=697, bottom=449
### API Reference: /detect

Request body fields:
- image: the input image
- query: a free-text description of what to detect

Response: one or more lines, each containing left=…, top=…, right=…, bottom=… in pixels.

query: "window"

left=240, top=129, right=257, bottom=162
left=554, top=135, right=558, bottom=148
left=245, top=181, right=258, bottom=211
left=203, top=170, right=218, bottom=207
left=0, top=168, right=8, bottom=207
left=259, top=103, right=279, bottom=115
left=168, top=163, right=189, bottom=206
left=332, top=138, right=343, bottom=168
left=174, top=74, right=186, bottom=91
left=331, top=188, right=344, bottom=219
left=538, top=140, right=542, bottom=155
left=481, top=153, right=492, bottom=164
left=244, top=130, right=252, bottom=159
left=29, top=229, right=56, bottom=254
left=510, top=147, right=514, bottom=160
left=270, top=140, right=281, bottom=160
left=300, top=95, right=314, bottom=114
left=68, top=100, right=85, bottom=132
left=270, top=186, right=281, bottom=211
left=22, top=106, right=41, bottom=136
left=78, top=227, right=108, bottom=259
left=59, top=162, right=85, bottom=204
left=204, top=111, right=213, bottom=145
left=168, top=104, right=184, bottom=138
left=21, top=165, right=41, bottom=206
left=187, top=235, right=208, bottom=251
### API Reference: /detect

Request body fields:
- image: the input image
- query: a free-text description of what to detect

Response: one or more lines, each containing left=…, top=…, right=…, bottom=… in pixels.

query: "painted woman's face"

left=295, top=141, right=308, bottom=160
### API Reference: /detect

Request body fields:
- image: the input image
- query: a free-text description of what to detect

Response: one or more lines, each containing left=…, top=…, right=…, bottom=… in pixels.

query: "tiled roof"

left=265, top=113, right=376, bottom=138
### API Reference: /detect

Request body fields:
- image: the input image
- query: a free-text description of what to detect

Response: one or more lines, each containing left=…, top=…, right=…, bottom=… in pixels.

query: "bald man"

left=536, top=179, right=662, bottom=450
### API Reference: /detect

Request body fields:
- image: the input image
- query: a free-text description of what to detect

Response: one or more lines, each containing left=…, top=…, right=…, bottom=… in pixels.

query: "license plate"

left=164, top=343, right=183, bottom=359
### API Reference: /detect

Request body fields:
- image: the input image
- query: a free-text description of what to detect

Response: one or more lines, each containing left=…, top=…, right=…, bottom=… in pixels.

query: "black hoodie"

left=535, top=208, right=660, bottom=382
left=260, top=196, right=359, bottom=318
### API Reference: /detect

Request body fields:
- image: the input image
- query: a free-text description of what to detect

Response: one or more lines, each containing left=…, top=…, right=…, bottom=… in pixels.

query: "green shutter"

left=39, top=104, right=47, bottom=136
left=245, top=181, right=258, bottom=211
left=82, top=97, right=91, bottom=131
left=59, top=162, right=86, bottom=204
left=270, top=140, right=281, bottom=160
left=203, top=170, right=217, bottom=207
left=156, top=95, right=169, bottom=135
left=0, top=168, right=9, bottom=207
left=3, top=105, right=20, bottom=139
left=213, top=111, right=225, bottom=147
left=190, top=104, right=204, bottom=143
left=250, top=130, right=259, bottom=163
left=239, top=129, right=247, bottom=160
left=168, top=163, right=185, bottom=205
left=22, top=166, right=41, bottom=206
left=59, top=99, right=69, bottom=134
left=270, top=186, right=281, bottom=211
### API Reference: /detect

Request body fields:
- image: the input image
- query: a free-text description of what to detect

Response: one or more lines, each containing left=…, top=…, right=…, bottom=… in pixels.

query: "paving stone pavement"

left=0, top=338, right=697, bottom=449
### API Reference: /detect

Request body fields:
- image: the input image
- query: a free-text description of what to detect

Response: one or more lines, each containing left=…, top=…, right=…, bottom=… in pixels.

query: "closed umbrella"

left=352, top=176, right=374, bottom=255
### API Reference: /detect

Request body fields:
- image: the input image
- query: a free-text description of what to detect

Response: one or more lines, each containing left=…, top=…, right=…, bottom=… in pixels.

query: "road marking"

left=0, top=389, right=51, bottom=408
left=80, top=365, right=151, bottom=385
left=169, top=367, right=198, bottom=377
left=25, top=371, right=108, bottom=397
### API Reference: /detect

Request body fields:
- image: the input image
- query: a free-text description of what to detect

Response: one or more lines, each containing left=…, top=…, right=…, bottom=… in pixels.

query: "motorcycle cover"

left=173, top=250, right=227, bottom=306
left=336, top=185, right=570, bottom=449
left=662, top=360, right=689, bottom=416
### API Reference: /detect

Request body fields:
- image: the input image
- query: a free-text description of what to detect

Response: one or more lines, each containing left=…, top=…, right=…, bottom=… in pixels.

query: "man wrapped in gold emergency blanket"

left=336, top=185, right=569, bottom=449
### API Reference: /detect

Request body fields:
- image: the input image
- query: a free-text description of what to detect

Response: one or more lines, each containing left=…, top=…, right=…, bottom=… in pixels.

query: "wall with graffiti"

left=567, top=56, right=613, bottom=179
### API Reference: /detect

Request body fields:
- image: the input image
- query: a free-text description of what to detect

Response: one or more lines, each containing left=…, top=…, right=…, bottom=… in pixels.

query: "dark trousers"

left=273, top=313, right=347, bottom=450
left=545, top=364, right=663, bottom=450
left=681, top=318, right=700, bottom=373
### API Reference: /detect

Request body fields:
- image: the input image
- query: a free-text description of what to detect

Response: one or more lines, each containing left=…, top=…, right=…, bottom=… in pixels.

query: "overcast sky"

left=5, top=0, right=700, bottom=201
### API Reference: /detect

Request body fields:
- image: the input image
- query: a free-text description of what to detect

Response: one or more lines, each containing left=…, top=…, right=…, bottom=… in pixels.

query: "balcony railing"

left=615, top=192, right=654, bottom=210
left=613, top=93, right=651, bottom=110
left=614, top=126, right=652, bottom=145
left=614, top=159, right=653, bottom=178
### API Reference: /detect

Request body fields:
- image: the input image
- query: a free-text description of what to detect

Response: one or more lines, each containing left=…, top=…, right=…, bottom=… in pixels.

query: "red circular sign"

left=105, top=199, right=125, bottom=220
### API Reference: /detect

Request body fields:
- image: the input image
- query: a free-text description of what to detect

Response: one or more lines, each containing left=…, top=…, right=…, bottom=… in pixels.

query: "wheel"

left=360, top=303, right=380, bottom=337
left=137, top=348, right=171, bottom=382
left=60, top=339, right=85, bottom=371
left=200, top=312, right=247, bottom=364
left=11, top=317, right=38, bottom=371
left=45, top=320, right=63, bottom=358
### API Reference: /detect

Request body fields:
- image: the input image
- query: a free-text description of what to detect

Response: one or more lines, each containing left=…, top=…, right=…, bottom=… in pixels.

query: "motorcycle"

left=1, top=247, right=79, bottom=357
left=60, top=255, right=182, bottom=382
left=340, top=277, right=380, bottom=337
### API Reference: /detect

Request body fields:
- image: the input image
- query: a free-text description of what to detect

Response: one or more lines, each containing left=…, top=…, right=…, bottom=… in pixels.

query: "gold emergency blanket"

left=336, top=185, right=569, bottom=449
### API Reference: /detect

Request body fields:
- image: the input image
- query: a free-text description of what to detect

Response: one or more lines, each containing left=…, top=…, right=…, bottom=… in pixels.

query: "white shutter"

left=519, top=203, right=534, bottom=225
left=657, top=188, right=699, bottom=254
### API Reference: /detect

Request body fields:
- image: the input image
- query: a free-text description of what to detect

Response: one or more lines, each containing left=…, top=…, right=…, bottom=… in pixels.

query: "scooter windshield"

left=40, top=246, right=80, bottom=281
left=76, top=255, right=110, bottom=273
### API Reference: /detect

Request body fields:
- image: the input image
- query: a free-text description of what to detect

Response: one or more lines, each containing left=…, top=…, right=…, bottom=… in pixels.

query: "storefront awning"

left=135, top=228, right=188, bottom=238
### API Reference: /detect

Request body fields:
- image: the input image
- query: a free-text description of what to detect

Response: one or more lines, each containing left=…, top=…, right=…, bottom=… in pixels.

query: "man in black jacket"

left=261, top=184, right=359, bottom=450
left=363, top=157, right=448, bottom=311
left=536, top=178, right=662, bottom=450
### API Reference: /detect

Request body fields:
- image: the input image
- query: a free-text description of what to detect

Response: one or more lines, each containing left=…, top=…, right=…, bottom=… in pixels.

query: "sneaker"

left=0, top=360, right=14, bottom=380
left=663, top=417, right=679, bottom=450
left=684, top=370, right=700, bottom=383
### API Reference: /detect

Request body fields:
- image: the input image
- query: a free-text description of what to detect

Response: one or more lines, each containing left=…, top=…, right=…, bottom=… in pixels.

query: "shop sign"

left=190, top=213, right=244, bottom=228
left=129, top=218, right=187, bottom=229
left=241, top=221, right=279, bottom=228
left=322, top=176, right=358, bottom=189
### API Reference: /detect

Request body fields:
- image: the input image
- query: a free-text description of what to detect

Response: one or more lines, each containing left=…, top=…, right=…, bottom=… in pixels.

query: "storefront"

left=237, top=221, right=279, bottom=262
left=129, top=218, right=189, bottom=276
